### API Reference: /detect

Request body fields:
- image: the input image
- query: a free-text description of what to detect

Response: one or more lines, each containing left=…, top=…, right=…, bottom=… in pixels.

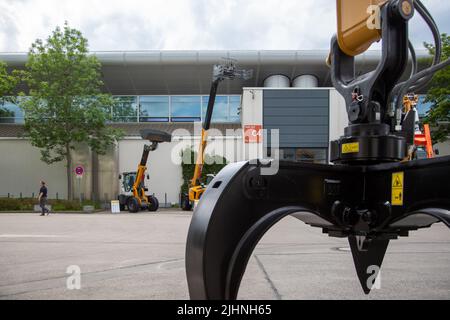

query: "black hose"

left=407, top=0, right=441, bottom=92
left=389, top=0, right=442, bottom=109
left=395, top=58, right=450, bottom=112
left=409, top=40, right=417, bottom=77
left=387, top=41, right=417, bottom=112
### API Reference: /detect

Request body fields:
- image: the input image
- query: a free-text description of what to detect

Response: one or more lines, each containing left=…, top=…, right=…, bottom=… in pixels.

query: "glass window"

left=280, top=148, right=295, bottom=161
left=108, top=95, right=242, bottom=123
left=202, top=96, right=229, bottom=123
left=139, top=96, right=169, bottom=122
left=0, top=100, right=24, bottom=124
left=113, top=96, right=137, bottom=122
left=171, top=96, right=201, bottom=122
left=416, top=95, right=433, bottom=118
left=229, top=96, right=241, bottom=123
left=278, top=148, right=327, bottom=164
left=295, top=149, right=327, bottom=163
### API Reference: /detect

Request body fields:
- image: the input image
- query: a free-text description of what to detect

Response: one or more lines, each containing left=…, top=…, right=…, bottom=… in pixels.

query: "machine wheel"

left=147, top=195, right=159, bottom=212
left=127, top=197, right=140, bottom=213
left=181, top=193, right=192, bottom=211
left=118, top=195, right=127, bottom=211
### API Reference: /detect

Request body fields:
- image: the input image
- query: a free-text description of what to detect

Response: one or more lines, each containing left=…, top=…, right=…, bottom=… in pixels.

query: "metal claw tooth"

left=348, top=235, right=390, bottom=294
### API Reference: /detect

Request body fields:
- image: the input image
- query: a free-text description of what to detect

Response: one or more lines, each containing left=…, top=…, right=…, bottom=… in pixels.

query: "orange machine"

left=415, top=123, right=434, bottom=158
left=402, top=93, right=434, bottom=159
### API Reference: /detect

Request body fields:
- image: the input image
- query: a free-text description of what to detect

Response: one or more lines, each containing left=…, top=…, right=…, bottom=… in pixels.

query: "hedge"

left=180, top=148, right=228, bottom=195
left=0, top=198, right=101, bottom=211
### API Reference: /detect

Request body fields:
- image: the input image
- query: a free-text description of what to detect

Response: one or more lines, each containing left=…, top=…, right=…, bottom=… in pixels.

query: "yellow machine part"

left=402, top=94, right=418, bottom=113
left=189, top=185, right=206, bottom=202
left=132, top=164, right=148, bottom=205
left=188, top=128, right=209, bottom=202
left=336, top=0, right=388, bottom=56
left=191, top=129, right=208, bottom=187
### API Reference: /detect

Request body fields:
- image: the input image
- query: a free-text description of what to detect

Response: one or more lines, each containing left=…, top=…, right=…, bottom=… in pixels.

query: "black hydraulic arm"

left=203, top=62, right=253, bottom=131
left=203, top=79, right=220, bottom=131
left=185, top=0, right=450, bottom=300
left=140, top=145, right=152, bottom=166
left=138, top=129, right=172, bottom=166
left=329, top=0, right=413, bottom=164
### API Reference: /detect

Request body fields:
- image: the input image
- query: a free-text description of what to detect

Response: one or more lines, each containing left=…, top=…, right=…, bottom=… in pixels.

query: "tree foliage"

left=0, top=61, right=20, bottom=119
left=20, top=22, right=123, bottom=199
left=0, top=61, right=19, bottom=98
left=423, top=33, right=450, bottom=143
left=180, top=148, right=228, bottom=195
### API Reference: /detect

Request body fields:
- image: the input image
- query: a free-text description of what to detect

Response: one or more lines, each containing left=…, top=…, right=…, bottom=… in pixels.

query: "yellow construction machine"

left=181, top=61, right=252, bottom=210
left=118, top=129, right=171, bottom=213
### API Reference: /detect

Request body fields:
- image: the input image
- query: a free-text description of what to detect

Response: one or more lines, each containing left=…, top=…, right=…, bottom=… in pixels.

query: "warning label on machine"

left=392, top=172, right=404, bottom=206
left=342, top=142, right=359, bottom=154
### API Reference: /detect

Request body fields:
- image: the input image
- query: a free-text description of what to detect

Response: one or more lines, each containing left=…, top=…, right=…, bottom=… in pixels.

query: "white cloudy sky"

left=0, top=0, right=449, bottom=52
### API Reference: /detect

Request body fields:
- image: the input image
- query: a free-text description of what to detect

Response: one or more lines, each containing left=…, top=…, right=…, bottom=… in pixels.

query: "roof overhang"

left=1, top=50, right=430, bottom=95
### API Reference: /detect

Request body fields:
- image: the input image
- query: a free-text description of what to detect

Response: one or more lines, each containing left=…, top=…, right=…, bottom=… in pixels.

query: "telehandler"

left=118, top=129, right=171, bottom=213
left=181, top=60, right=252, bottom=211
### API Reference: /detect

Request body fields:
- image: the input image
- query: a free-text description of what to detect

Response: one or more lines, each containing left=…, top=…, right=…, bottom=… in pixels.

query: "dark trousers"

left=40, top=197, right=49, bottom=214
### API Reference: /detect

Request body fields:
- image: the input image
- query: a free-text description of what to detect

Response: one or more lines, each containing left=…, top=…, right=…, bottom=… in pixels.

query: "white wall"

left=0, top=135, right=243, bottom=204
left=0, top=139, right=67, bottom=199
left=241, top=88, right=264, bottom=160
left=329, top=89, right=348, bottom=146
left=328, top=89, right=348, bottom=163
left=435, top=139, right=450, bottom=157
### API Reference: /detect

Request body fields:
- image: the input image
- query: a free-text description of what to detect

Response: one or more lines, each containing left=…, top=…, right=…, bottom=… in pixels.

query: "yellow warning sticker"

left=342, top=142, right=359, bottom=154
left=392, top=189, right=403, bottom=206
left=392, top=172, right=403, bottom=188
left=392, top=172, right=404, bottom=206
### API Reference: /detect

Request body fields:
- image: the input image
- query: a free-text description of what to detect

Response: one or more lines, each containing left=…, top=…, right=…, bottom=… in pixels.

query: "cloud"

left=0, top=0, right=448, bottom=52
left=0, top=2, right=20, bottom=51
left=409, top=1, right=450, bottom=48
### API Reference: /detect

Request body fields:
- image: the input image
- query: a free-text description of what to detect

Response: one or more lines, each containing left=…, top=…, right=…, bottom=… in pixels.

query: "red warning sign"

left=244, top=125, right=262, bottom=144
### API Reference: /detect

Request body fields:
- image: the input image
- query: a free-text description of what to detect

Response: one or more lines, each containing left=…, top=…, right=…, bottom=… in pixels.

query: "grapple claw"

left=186, top=156, right=450, bottom=299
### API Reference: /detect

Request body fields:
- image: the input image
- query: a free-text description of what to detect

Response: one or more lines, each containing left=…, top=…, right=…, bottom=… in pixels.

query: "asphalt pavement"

left=0, top=210, right=449, bottom=300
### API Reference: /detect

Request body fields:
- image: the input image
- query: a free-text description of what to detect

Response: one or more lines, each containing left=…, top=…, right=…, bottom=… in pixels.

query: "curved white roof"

left=0, top=50, right=430, bottom=95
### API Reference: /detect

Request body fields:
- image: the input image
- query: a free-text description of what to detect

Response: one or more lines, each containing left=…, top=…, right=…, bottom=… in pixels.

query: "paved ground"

left=0, top=210, right=449, bottom=300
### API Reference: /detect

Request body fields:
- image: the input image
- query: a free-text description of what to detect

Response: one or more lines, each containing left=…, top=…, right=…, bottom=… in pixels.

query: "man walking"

left=38, top=181, right=50, bottom=216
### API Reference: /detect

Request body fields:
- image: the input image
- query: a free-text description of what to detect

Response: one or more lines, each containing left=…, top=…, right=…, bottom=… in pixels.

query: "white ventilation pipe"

left=263, top=75, right=291, bottom=88
left=292, top=74, right=319, bottom=88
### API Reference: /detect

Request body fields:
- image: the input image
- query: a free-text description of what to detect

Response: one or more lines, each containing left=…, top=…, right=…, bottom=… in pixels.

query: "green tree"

left=0, top=61, right=19, bottom=99
left=423, top=33, right=450, bottom=143
left=180, top=148, right=228, bottom=195
left=0, top=106, right=14, bottom=122
left=112, top=96, right=138, bottom=122
left=0, top=61, right=20, bottom=121
left=20, top=23, right=123, bottom=200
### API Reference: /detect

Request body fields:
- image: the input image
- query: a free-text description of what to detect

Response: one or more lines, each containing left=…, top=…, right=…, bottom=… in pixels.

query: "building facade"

left=1, top=50, right=445, bottom=205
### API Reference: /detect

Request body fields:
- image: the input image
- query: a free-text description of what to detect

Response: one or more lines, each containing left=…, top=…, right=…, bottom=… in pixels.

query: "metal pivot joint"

left=330, top=1, right=414, bottom=164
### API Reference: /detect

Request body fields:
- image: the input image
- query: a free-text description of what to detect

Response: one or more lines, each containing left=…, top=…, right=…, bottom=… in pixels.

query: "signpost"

left=75, top=165, right=84, bottom=206
left=75, top=165, right=84, bottom=177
